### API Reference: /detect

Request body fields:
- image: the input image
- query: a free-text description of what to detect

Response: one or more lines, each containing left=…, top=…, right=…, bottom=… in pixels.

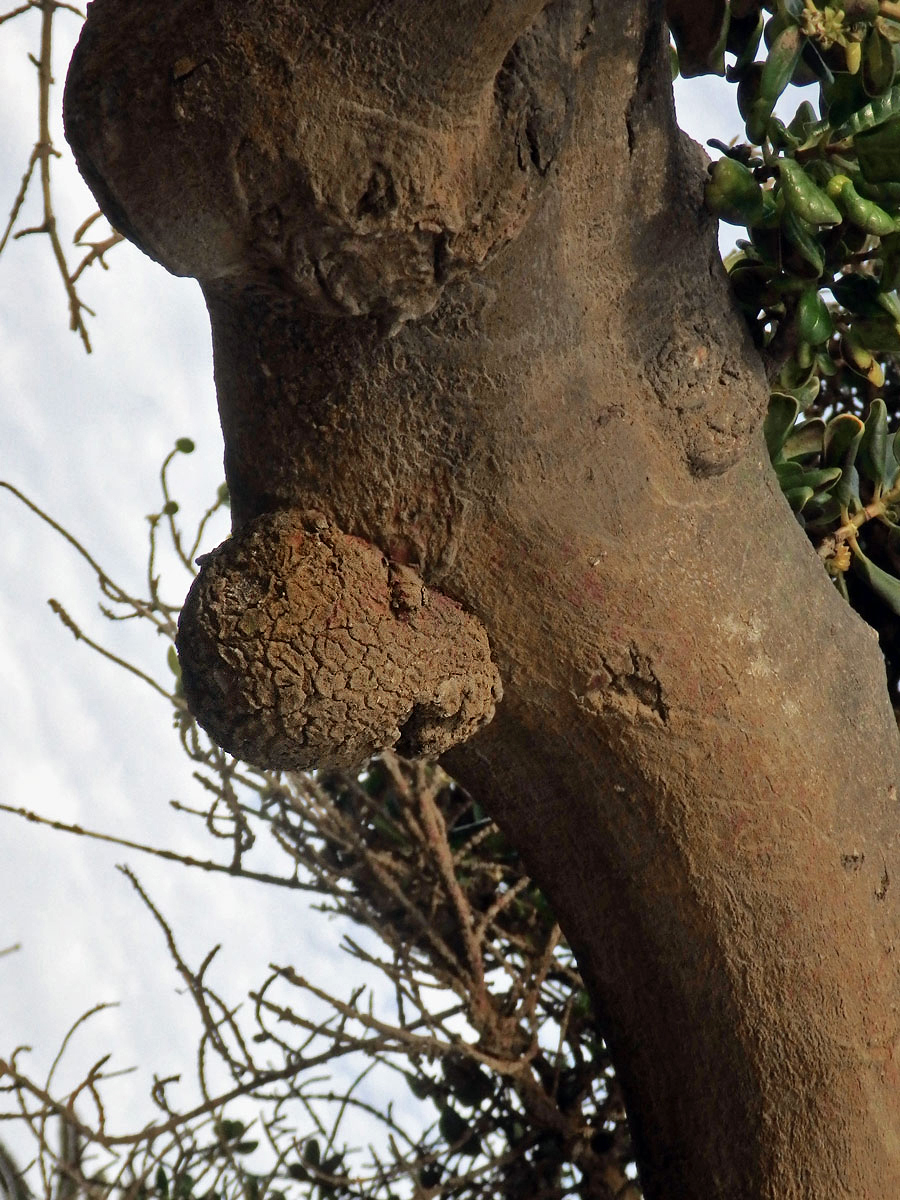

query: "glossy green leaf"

left=774, top=459, right=804, bottom=486
left=781, top=208, right=825, bottom=275
left=795, top=288, right=833, bottom=344
left=879, top=289, right=900, bottom=322
left=837, top=464, right=862, bottom=510
left=830, top=272, right=880, bottom=314
left=764, top=392, right=800, bottom=460
left=779, top=373, right=821, bottom=407
left=863, top=27, right=896, bottom=97
left=782, top=417, right=825, bottom=459
left=848, top=313, right=900, bottom=351
left=784, top=485, right=814, bottom=512
left=827, top=174, right=898, bottom=235
left=735, top=58, right=763, bottom=119
left=851, top=546, right=900, bottom=615
left=779, top=159, right=842, bottom=226
left=824, top=415, right=865, bottom=509
left=705, top=157, right=766, bottom=225
left=803, top=494, right=843, bottom=529
left=858, top=398, right=896, bottom=487
left=746, top=25, right=805, bottom=142
left=815, top=349, right=838, bottom=376
left=832, top=83, right=900, bottom=139
left=856, top=114, right=900, bottom=183
left=798, top=466, right=842, bottom=493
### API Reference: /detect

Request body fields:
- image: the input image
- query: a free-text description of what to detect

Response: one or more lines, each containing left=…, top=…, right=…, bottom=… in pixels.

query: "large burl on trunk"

left=64, top=2, right=900, bottom=1196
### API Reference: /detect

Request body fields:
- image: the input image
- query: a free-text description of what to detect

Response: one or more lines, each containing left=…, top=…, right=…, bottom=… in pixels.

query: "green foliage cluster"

left=677, top=0, right=900, bottom=708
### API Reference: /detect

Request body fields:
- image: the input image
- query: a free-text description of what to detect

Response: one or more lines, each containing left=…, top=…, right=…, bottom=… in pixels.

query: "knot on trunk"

left=63, top=0, right=573, bottom=332
left=176, top=510, right=502, bottom=770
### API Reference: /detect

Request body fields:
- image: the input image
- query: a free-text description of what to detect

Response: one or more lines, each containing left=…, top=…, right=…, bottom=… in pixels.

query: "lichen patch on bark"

left=176, top=510, right=502, bottom=770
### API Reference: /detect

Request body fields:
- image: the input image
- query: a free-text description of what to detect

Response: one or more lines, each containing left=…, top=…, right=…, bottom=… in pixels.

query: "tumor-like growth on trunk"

left=176, top=511, right=502, bottom=770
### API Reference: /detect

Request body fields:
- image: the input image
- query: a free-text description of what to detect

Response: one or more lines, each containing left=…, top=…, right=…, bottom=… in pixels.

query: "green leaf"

left=851, top=546, right=900, bottom=615
left=784, top=484, right=814, bottom=512
left=824, top=414, right=865, bottom=508
left=830, top=272, right=880, bottom=314
left=727, top=8, right=765, bottom=74
left=406, top=1073, right=433, bottom=1100
left=787, top=99, right=819, bottom=140
left=824, top=414, right=865, bottom=466
left=856, top=114, right=900, bottom=183
left=781, top=208, right=825, bottom=276
left=438, top=1106, right=469, bottom=1144
left=833, top=83, right=900, bottom=139
left=782, top=417, right=825, bottom=459
left=219, top=1120, right=246, bottom=1139
left=155, top=1168, right=169, bottom=1199
left=666, top=0, right=729, bottom=77
left=862, top=26, right=896, bottom=97
left=841, top=332, right=886, bottom=384
left=304, top=1139, right=321, bottom=1167
left=163, top=500, right=179, bottom=516
left=779, top=159, right=842, bottom=226
left=764, top=392, right=800, bottom=461
left=774, top=459, right=804, bottom=487
left=175, top=437, right=195, bottom=454
left=815, top=350, right=838, bottom=377
left=773, top=372, right=821, bottom=407
left=858, top=398, right=896, bottom=487
left=797, top=466, right=842, bottom=493
left=705, top=157, right=766, bottom=225
left=879, top=289, right=900, bottom=322
left=747, top=25, right=805, bottom=143
left=795, top=288, right=833, bottom=344
left=803, top=494, right=843, bottom=529
left=848, top=312, right=900, bottom=351
left=166, top=645, right=181, bottom=677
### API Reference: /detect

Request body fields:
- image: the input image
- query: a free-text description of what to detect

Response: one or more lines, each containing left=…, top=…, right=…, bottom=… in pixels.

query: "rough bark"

left=64, top=2, right=900, bottom=1197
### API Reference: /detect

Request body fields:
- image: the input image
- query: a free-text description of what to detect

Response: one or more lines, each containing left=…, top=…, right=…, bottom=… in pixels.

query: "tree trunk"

left=63, top=2, right=900, bottom=1195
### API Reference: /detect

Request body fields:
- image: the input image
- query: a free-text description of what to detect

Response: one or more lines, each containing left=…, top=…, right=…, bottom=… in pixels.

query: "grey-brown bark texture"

left=64, top=2, right=900, bottom=1196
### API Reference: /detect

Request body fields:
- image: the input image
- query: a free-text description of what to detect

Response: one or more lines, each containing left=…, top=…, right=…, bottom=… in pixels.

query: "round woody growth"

left=176, top=510, right=502, bottom=770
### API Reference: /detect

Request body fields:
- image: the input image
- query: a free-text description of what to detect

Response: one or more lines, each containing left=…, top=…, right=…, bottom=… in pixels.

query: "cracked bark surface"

left=177, top=509, right=501, bottom=769
left=64, top=2, right=900, bottom=1196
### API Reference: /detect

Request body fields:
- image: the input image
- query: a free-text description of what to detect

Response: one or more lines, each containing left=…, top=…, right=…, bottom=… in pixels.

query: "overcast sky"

left=0, top=7, right=744, bottom=1174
